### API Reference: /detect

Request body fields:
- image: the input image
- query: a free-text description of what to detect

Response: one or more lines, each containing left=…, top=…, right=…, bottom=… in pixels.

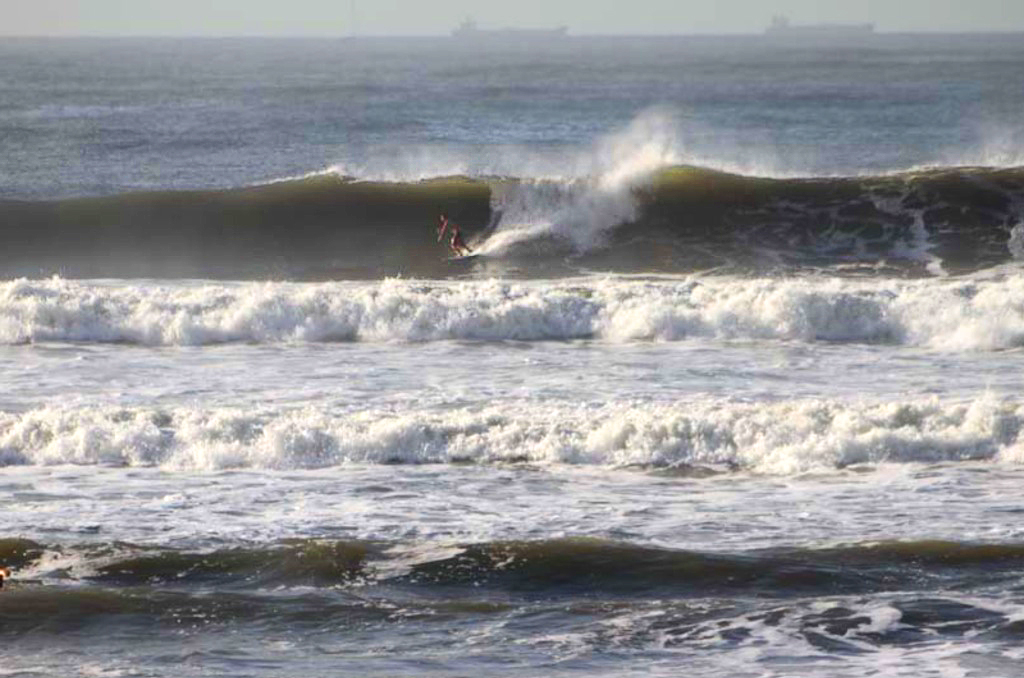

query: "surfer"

left=437, top=213, right=472, bottom=257
left=0, top=567, right=10, bottom=591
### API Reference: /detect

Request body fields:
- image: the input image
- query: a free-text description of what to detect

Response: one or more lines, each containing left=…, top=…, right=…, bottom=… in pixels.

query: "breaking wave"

left=0, top=162, right=1021, bottom=279
left=1, top=274, right=1023, bottom=349
left=1, top=396, right=1020, bottom=473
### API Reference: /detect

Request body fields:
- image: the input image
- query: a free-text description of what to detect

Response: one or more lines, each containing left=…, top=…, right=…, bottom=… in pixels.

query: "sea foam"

left=0, top=397, right=1019, bottom=473
left=1, top=274, right=1023, bottom=349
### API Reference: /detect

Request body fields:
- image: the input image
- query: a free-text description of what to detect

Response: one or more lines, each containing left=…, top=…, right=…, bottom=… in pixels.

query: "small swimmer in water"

left=437, top=212, right=472, bottom=257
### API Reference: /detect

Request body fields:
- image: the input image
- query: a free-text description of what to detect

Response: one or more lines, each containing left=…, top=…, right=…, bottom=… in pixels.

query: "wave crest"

left=2, top=275, right=1024, bottom=349
left=1, top=396, right=1019, bottom=473
left=1, top=160, right=1022, bottom=278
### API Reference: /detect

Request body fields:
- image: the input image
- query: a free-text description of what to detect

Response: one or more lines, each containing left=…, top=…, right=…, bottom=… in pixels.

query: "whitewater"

left=2, top=273, right=1024, bottom=347
left=3, top=34, right=1024, bottom=678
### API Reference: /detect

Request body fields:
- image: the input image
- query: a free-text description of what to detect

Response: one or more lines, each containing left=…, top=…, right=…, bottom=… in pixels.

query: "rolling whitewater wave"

left=1, top=274, right=1023, bottom=348
left=0, top=165, right=1021, bottom=279
left=1, top=396, right=1019, bottom=472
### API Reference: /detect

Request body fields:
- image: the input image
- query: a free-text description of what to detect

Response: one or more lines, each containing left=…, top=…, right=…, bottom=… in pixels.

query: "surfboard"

left=447, top=253, right=479, bottom=262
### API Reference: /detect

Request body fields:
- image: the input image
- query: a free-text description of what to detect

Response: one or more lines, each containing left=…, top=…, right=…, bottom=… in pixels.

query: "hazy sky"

left=2, top=0, right=1023, bottom=36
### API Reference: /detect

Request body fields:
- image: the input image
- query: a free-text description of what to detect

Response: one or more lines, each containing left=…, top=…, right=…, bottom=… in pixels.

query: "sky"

left=1, top=0, right=1023, bottom=36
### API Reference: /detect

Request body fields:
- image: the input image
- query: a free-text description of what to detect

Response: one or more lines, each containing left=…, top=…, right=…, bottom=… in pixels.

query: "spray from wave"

left=478, top=109, right=681, bottom=255
left=936, top=120, right=1024, bottom=171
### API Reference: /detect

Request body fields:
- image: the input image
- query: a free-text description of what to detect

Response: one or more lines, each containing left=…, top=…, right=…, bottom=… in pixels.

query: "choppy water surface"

left=2, top=34, right=1024, bottom=677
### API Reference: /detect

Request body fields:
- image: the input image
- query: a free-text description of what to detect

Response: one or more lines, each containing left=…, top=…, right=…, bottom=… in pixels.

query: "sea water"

left=1, top=35, right=1024, bottom=677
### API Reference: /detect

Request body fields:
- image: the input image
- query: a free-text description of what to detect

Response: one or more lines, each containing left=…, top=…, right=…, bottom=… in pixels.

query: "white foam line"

left=0, top=395, right=1019, bottom=473
left=2, top=274, right=1024, bottom=349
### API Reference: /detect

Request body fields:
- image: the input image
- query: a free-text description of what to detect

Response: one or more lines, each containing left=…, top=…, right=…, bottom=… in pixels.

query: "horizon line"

left=3, top=29, right=1024, bottom=39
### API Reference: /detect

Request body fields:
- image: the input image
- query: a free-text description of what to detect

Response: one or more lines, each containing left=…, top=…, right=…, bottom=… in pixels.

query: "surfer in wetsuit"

left=437, top=213, right=472, bottom=257
left=0, top=567, right=9, bottom=590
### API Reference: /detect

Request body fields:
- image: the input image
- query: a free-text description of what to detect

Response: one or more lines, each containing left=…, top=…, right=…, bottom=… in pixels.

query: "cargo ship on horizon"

left=452, top=18, right=568, bottom=39
left=765, top=15, right=875, bottom=36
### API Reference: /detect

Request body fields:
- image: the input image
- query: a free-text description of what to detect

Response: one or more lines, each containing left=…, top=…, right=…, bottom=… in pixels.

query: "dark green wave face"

left=4, top=534, right=1024, bottom=667
left=0, top=167, right=1020, bottom=280
left=5, top=536, right=1024, bottom=670
left=637, top=166, right=1024, bottom=275
left=0, top=537, right=44, bottom=569
left=87, top=539, right=371, bottom=588
left=0, top=176, right=494, bottom=280
left=6, top=536, right=1024, bottom=598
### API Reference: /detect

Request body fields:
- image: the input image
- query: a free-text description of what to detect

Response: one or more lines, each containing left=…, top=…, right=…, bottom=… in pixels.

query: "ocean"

left=1, top=34, right=1024, bottom=677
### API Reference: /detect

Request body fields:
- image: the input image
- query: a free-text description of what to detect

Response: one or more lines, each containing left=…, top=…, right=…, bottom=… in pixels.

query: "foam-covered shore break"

left=0, top=396, right=1020, bottom=473
left=1, top=274, right=1023, bottom=349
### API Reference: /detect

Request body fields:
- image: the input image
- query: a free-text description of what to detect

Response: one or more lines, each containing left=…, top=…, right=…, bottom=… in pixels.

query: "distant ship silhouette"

left=452, top=18, right=568, bottom=39
left=766, top=15, right=874, bottom=36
